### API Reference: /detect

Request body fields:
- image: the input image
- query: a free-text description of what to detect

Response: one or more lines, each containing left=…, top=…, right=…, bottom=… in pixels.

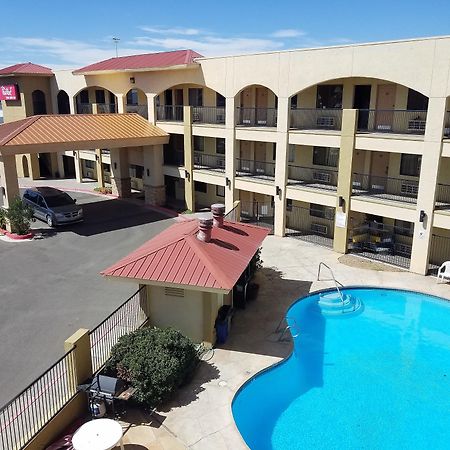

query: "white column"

left=225, top=96, right=237, bottom=212
left=146, top=94, right=157, bottom=123
left=74, top=152, right=83, bottom=183
left=116, top=94, right=126, bottom=114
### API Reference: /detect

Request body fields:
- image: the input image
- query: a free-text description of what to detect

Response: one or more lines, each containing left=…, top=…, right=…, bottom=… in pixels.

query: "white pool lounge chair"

left=437, top=261, right=450, bottom=282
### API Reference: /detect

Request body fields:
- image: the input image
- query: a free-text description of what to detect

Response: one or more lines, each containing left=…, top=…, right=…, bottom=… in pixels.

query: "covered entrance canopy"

left=0, top=113, right=169, bottom=207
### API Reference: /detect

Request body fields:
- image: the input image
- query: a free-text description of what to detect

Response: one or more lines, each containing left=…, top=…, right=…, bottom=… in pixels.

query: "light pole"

left=112, top=37, right=120, bottom=58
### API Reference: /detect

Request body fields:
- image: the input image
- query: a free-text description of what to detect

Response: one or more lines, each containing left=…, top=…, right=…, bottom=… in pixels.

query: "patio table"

left=72, top=418, right=124, bottom=450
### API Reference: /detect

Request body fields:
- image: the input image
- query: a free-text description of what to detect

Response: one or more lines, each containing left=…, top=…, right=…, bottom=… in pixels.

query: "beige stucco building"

left=2, top=37, right=450, bottom=274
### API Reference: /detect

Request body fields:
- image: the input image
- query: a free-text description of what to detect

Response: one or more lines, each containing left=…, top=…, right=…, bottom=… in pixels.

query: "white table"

left=72, top=418, right=124, bottom=450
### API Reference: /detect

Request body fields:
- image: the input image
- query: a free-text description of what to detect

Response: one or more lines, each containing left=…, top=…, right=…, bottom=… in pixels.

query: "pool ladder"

left=275, top=317, right=300, bottom=342
left=317, top=262, right=345, bottom=306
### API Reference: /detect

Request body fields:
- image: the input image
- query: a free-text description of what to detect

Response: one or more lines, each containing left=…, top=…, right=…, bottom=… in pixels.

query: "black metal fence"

left=352, top=173, right=419, bottom=204
left=96, top=103, right=117, bottom=114
left=285, top=205, right=335, bottom=248
left=194, top=152, right=225, bottom=172
left=290, top=108, right=342, bottom=131
left=357, top=109, right=427, bottom=135
left=348, top=221, right=412, bottom=269
left=236, top=107, right=277, bottom=127
left=236, top=158, right=275, bottom=178
left=224, top=203, right=239, bottom=222
left=0, top=348, right=77, bottom=450
left=90, top=286, right=147, bottom=373
left=192, top=106, right=226, bottom=125
left=76, top=103, right=92, bottom=114
left=287, top=165, right=338, bottom=191
left=239, top=201, right=274, bottom=232
left=126, top=104, right=148, bottom=119
left=156, top=105, right=184, bottom=121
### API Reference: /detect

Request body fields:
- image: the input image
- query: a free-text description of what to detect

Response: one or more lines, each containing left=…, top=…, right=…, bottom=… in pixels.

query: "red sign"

left=0, top=84, right=18, bottom=101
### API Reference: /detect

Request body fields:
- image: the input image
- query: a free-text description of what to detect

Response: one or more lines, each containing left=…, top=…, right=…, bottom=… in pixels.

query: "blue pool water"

left=232, top=288, right=450, bottom=450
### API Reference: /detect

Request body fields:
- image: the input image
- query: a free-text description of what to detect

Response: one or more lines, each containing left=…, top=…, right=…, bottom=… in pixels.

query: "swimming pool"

left=232, top=288, right=450, bottom=450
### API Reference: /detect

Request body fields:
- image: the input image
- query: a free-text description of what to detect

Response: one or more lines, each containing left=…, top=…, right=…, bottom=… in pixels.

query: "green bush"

left=105, top=327, right=199, bottom=407
left=0, top=208, right=6, bottom=229
left=3, top=197, right=34, bottom=235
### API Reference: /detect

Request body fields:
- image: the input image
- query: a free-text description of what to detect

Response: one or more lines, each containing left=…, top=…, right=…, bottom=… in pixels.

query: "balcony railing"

left=435, top=183, right=450, bottom=210
left=352, top=173, right=419, bottom=204
left=194, top=152, right=225, bottom=172
left=163, top=149, right=184, bottom=166
left=444, top=111, right=450, bottom=138
left=156, top=105, right=184, bottom=122
left=357, top=109, right=427, bottom=135
left=96, top=103, right=117, bottom=114
left=236, top=107, right=277, bottom=127
left=287, top=165, right=338, bottom=191
left=126, top=104, right=148, bottom=119
left=236, top=158, right=275, bottom=178
left=290, top=108, right=342, bottom=131
left=76, top=103, right=92, bottom=114
left=192, top=106, right=225, bottom=125
left=239, top=201, right=274, bottom=231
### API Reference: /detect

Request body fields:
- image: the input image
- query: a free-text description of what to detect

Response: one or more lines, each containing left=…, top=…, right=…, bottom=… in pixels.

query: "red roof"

left=73, top=49, right=202, bottom=74
left=0, top=62, right=53, bottom=76
left=101, top=218, right=269, bottom=291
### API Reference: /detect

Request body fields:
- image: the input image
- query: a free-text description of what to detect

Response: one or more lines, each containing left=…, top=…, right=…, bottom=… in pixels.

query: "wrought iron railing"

left=126, top=104, right=148, bottom=119
left=89, top=286, right=147, bottom=373
left=224, top=203, right=239, bottom=222
left=287, top=165, right=338, bottom=191
left=290, top=108, right=342, bottom=131
left=192, top=106, right=226, bottom=125
left=76, top=103, right=92, bottom=114
left=0, top=348, right=77, bottom=450
left=194, top=152, right=225, bottom=172
left=163, top=149, right=184, bottom=166
left=357, top=109, right=427, bottom=135
left=96, top=103, right=117, bottom=114
left=435, top=183, right=450, bottom=210
left=156, top=105, right=184, bottom=122
left=236, top=158, right=275, bottom=178
left=236, top=107, right=277, bottom=127
left=352, top=173, right=419, bottom=204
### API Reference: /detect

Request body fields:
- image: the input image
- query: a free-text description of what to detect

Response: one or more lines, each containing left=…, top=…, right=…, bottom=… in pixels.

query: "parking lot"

left=0, top=189, right=176, bottom=406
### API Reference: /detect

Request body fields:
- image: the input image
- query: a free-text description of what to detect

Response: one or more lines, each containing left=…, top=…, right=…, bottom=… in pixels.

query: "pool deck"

left=113, top=235, right=450, bottom=449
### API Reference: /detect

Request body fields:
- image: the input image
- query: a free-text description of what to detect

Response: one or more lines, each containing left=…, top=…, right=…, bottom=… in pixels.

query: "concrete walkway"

left=111, top=235, right=450, bottom=449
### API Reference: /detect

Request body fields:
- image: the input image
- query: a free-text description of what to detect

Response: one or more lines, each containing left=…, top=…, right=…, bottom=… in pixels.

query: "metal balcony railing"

left=290, top=108, right=342, bottom=131
left=194, top=152, right=225, bottom=172
left=76, top=103, right=92, bottom=114
left=435, top=183, right=450, bottom=209
left=192, top=106, right=226, bottom=125
left=236, top=158, right=275, bottom=178
left=357, top=109, right=427, bottom=135
left=236, top=107, right=277, bottom=127
left=126, top=104, right=148, bottom=119
left=156, top=105, right=184, bottom=122
left=352, top=173, right=419, bottom=204
left=287, top=165, right=338, bottom=191
left=96, top=103, right=117, bottom=114
left=163, top=149, right=184, bottom=166
left=444, top=111, right=450, bottom=138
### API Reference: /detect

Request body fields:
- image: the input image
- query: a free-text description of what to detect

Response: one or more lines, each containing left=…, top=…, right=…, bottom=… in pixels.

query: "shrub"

left=0, top=208, right=6, bottom=229
left=94, top=186, right=113, bottom=195
left=3, top=197, right=34, bottom=235
left=105, top=327, right=199, bottom=408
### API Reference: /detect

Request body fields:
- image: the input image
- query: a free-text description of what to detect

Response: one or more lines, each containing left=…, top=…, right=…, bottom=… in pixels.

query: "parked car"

left=22, top=187, right=83, bottom=227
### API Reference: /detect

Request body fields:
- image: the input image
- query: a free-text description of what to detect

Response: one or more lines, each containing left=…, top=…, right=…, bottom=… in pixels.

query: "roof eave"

left=0, top=73, right=53, bottom=78
left=73, top=63, right=199, bottom=76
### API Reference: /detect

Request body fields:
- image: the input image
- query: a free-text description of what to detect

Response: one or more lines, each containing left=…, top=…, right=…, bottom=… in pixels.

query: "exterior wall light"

left=419, top=210, right=426, bottom=223
left=276, top=186, right=282, bottom=196
left=338, top=196, right=345, bottom=207
left=226, top=177, right=231, bottom=187
left=130, top=77, right=135, bottom=84
left=146, top=169, right=150, bottom=177
left=185, top=170, right=190, bottom=181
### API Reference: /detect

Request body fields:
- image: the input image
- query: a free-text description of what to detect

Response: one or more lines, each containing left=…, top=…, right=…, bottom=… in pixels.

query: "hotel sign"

left=0, top=84, right=19, bottom=101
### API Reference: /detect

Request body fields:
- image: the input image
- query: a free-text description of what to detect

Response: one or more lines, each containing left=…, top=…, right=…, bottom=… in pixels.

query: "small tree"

left=0, top=208, right=6, bottom=229
left=105, top=327, right=199, bottom=408
left=4, top=197, right=34, bottom=235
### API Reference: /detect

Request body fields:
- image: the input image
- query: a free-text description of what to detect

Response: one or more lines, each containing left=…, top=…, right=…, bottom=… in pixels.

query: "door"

left=36, top=195, right=48, bottom=220
left=353, top=85, right=371, bottom=130
left=375, top=84, right=396, bottom=131
left=369, top=152, right=389, bottom=194
left=164, top=176, right=176, bottom=200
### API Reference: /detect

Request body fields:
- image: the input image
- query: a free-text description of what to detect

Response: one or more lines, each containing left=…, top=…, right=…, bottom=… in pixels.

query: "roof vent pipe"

left=211, top=203, right=225, bottom=228
left=197, top=214, right=213, bottom=242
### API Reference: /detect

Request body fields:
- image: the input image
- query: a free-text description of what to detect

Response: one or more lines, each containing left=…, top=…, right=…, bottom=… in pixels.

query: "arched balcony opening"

left=125, top=88, right=148, bottom=119
left=57, top=90, right=70, bottom=114
left=235, top=85, right=278, bottom=128
left=32, top=90, right=47, bottom=115
left=289, top=78, right=429, bottom=135
left=155, top=84, right=225, bottom=125
left=74, top=87, right=117, bottom=114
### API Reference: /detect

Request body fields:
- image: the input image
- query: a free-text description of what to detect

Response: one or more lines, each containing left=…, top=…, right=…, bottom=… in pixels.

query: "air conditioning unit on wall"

left=311, top=223, right=328, bottom=235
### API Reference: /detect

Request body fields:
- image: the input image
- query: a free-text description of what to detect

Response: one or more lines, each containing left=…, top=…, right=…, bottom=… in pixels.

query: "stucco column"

left=69, top=96, right=76, bottom=115
left=183, top=106, right=195, bottom=212
left=410, top=97, right=447, bottom=275
left=29, top=153, right=41, bottom=180
left=143, top=144, right=166, bottom=206
left=95, top=149, right=104, bottom=188
left=0, top=154, right=20, bottom=210
left=64, top=329, right=93, bottom=386
left=274, top=97, right=290, bottom=236
left=57, top=153, right=65, bottom=178
left=333, top=109, right=358, bottom=253
left=116, top=93, right=126, bottom=114
left=146, top=94, right=156, bottom=123
left=110, top=147, right=131, bottom=198
left=74, top=152, right=83, bottom=183
left=225, top=96, right=237, bottom=212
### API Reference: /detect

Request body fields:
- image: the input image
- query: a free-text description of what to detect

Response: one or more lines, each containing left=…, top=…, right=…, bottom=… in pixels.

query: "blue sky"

left=1, top=0, right=449, bottom=69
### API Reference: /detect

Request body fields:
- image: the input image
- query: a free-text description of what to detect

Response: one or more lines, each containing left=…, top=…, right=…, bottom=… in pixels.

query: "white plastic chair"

left=437, top=261, right=450, bottom=282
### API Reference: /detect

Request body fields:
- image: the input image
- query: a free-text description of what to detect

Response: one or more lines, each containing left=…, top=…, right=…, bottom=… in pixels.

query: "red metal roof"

left=101, top=218, right=269, bottom=291
left=0, top=62, right=53, bottom=76
left=73, top=49, right=202, bottom=74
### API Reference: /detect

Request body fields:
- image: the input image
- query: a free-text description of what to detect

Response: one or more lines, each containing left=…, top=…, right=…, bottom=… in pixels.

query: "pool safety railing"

left=276, top=317, right=300, bottom=342
left=317, top=262, right=345, bottom=306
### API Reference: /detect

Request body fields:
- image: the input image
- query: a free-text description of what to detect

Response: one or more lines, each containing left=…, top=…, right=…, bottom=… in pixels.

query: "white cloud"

left=140, top=26, right=201, bottom=36
left=271, top=29, right=306, bottom=38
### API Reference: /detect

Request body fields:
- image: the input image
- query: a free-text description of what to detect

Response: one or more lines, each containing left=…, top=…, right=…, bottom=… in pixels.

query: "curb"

left=0, top=228, right=34, bottom=240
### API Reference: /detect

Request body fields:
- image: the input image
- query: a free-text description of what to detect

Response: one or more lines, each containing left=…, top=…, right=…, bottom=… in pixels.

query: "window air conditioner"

left=311, top=223, right=328, bottom=235
left=313, top=171, right=331, bottom=183
left=400, top=183, right=419, bottom=195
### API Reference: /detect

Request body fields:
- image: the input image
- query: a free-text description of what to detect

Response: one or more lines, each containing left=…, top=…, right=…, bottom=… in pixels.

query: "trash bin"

left=215, top=305, right=233, bottom=344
